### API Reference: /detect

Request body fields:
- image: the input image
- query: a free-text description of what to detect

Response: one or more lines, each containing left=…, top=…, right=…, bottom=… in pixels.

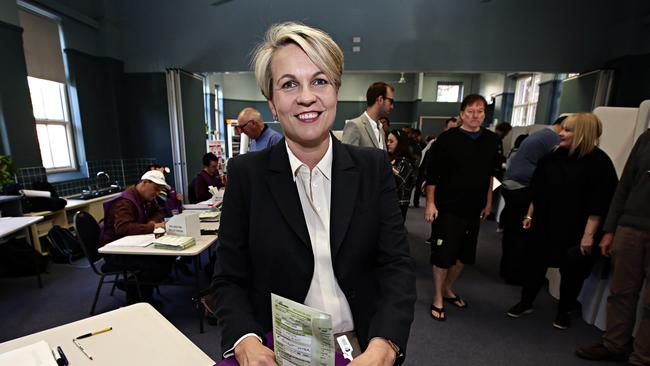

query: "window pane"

left=36, top=124, right=53, bottom=168
left=27, top=77, right=66, bottom=120
left=437, top=84, right=461, bottom=102
left=28, top=77, right=46, bottom=119
left=47, top=124, right=71, bottom=168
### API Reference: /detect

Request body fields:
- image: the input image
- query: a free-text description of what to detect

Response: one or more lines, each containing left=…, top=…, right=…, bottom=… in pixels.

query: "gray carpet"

left=0, top=207, right=619, bottom=365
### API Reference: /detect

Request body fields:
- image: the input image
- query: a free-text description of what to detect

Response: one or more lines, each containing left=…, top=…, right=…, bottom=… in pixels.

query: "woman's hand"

left=580, top=234, right=594, bottom=256
left=424, top=202, right=438, bottom=222
left=480, top=204, right=492, bottom=220
left=348, top=338, right=396, bottom=366
left=234, top=337, right=278, bottom=366
left=522, top=216, right=532, bottom=230
left=391, top=167, right=399, bottom=176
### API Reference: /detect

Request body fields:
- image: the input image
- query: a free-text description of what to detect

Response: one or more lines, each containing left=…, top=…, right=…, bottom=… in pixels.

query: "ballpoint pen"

left=75, top=326, right=113, bottom=340
left=73, top=339, right=93, bottom=360
left=73, top=326, right=112, bottom=360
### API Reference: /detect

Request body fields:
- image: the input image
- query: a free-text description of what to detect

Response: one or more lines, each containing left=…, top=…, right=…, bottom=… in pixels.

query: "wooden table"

left=0, top=303, right=215, bottom=366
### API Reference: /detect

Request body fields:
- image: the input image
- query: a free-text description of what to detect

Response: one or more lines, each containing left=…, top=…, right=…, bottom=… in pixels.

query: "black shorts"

left=429, top=212, right=480, bottom=268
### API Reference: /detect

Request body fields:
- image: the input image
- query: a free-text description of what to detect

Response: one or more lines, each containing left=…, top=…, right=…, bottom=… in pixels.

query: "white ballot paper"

left=0, top=340, right=57, bottom=366
left=271, top=293, right=335, bottom=366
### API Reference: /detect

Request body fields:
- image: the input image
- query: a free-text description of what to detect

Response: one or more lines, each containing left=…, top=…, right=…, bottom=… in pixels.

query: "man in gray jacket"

left=341, top=82, right=394, bottom=150
left=576, top=129, right=650, bottom=365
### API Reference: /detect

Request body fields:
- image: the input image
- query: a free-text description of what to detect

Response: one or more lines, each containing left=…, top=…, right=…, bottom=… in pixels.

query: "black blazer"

left=211, top=136, right=416, bottom=355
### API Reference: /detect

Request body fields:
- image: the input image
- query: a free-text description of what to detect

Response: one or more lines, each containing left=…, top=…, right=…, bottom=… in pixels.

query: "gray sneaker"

left=507, top=302, right=533, bottom=318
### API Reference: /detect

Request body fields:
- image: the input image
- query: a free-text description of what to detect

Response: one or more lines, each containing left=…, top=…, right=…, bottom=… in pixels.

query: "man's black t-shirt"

left=425, top=127, right=499, bottom=216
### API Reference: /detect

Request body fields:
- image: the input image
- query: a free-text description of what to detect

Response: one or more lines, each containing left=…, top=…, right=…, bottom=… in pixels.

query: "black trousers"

left=520, top=246, right=594, bottom=313
left=500, top=187, right=532, bottom=284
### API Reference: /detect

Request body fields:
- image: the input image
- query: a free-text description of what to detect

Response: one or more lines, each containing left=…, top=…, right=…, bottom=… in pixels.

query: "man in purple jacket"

left=191, top=153, right=224, bottom=203
left=100, top=170, right=173, bottom=304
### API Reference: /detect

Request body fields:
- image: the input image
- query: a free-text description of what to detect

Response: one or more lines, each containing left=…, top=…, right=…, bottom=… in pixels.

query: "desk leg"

left=194, top=255, right=204, bottom=333
left=25, top=226, right=43, bottom=288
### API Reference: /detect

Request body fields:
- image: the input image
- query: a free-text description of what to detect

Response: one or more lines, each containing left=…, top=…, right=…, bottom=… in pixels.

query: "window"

left=512, top=74, right=541, bottom=126
left=436, top=82, right=464, bottom=102
left=28, top=77, right=76, bottom=170
left=19, top=7, right=77, bottom=172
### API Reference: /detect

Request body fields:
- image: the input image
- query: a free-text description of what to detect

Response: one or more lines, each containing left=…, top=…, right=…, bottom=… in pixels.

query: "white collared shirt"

left=364, top=111, right=384, bottom=150
left=286, top=137, right=355, bottom=334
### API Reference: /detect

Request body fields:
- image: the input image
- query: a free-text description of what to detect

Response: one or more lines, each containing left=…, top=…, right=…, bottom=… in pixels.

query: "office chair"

left=73, top=211, right=142, bottom=315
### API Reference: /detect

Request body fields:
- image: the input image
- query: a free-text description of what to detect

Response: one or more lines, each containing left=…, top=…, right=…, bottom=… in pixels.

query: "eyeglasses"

left=238, top=120, right=255, bottom=130
left=383, top=96, right=394, bottom=105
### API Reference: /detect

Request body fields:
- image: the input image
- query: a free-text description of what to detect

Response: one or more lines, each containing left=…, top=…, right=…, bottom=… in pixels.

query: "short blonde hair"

left=562, top=113, right=602, bottom=158
left=252, top=22, right=344, bottom=99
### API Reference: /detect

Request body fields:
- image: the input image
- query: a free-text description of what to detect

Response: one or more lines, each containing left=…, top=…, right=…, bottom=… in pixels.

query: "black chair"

left=73, top=211, right=141, bottom=315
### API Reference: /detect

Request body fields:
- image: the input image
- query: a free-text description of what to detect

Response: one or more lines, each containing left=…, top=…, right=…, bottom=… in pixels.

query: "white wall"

left=478, top=73, right=506, bottom=100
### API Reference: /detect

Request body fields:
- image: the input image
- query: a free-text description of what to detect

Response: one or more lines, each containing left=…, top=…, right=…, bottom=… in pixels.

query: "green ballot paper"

left=271, top=293, right=335, bottom=366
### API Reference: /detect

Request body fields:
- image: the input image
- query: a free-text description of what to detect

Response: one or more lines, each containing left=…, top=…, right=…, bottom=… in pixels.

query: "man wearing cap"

left=99, top=170, right=173, bottom=304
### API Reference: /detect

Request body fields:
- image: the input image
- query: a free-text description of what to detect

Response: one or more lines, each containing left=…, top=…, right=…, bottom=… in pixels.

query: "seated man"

left=191, top=152, right=224, bottom=203
left=99, top=170, right=174, bottom=304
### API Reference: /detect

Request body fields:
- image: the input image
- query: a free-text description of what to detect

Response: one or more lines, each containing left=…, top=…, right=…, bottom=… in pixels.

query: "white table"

left=0, top=216, right=43, bottom=238
left=98, top=231, right=219, bottom=332
left=0, top=216, right=44, bottom=287
left=0, top=303, right=214, bottom=366
left=98, top=234, right=217, bottom=257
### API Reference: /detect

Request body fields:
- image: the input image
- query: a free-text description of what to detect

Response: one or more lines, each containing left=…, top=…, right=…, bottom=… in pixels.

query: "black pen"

left=57, top=346, right=69, bottom=366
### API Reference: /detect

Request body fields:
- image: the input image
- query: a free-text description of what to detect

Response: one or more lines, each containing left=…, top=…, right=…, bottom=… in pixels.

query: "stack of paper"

left=198, top=211, right=220, bottom=221
left=153, top=235, right=195, bottom=250
left=105, top=234, right=154, bottom=247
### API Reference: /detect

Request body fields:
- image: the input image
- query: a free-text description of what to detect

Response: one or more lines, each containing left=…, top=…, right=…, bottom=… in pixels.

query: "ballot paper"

left=271, top=293, right=334, bottom=366
left=104, top=234, right=155, bottom=247
left=152, top=235, right=195, bottom=250
left=0, top=340, right=57, bottom=366
left=198, top=210, right=220, bottom=221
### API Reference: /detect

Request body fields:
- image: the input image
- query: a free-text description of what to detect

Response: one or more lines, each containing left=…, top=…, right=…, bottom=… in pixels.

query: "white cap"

left=140, top=170, right=170, bottom=189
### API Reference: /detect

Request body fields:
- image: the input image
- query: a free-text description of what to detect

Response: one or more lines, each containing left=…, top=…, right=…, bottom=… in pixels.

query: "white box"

left=165, top=212, right=200, bottom=238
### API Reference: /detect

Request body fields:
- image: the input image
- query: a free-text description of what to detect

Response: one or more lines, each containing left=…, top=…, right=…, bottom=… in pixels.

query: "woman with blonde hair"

left=507, top=113, right=618, bottom=330
left=211, top=22, right=415, bottom=366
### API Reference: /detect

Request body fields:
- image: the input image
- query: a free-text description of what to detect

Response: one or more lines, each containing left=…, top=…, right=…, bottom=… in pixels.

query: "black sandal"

left=430, top=304, right=446, bottom=321
left=443, top=296, right=468, bottom=309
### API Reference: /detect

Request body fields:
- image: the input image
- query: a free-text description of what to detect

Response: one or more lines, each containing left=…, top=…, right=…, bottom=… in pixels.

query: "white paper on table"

left=0, top=340, right=57, bottom=366
left=183, top=204, right=213, bottom=210
left=20, top=189, right=52, bottom=198
left=271, top=293, right=334, bottom=366
left=492, top=177, right=502, bottom=191
left=105, top=234, right=155, bottom=247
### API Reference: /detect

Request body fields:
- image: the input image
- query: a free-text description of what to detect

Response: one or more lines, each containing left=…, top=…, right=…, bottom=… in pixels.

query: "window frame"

left=19, top=3, right=81, bottom=175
